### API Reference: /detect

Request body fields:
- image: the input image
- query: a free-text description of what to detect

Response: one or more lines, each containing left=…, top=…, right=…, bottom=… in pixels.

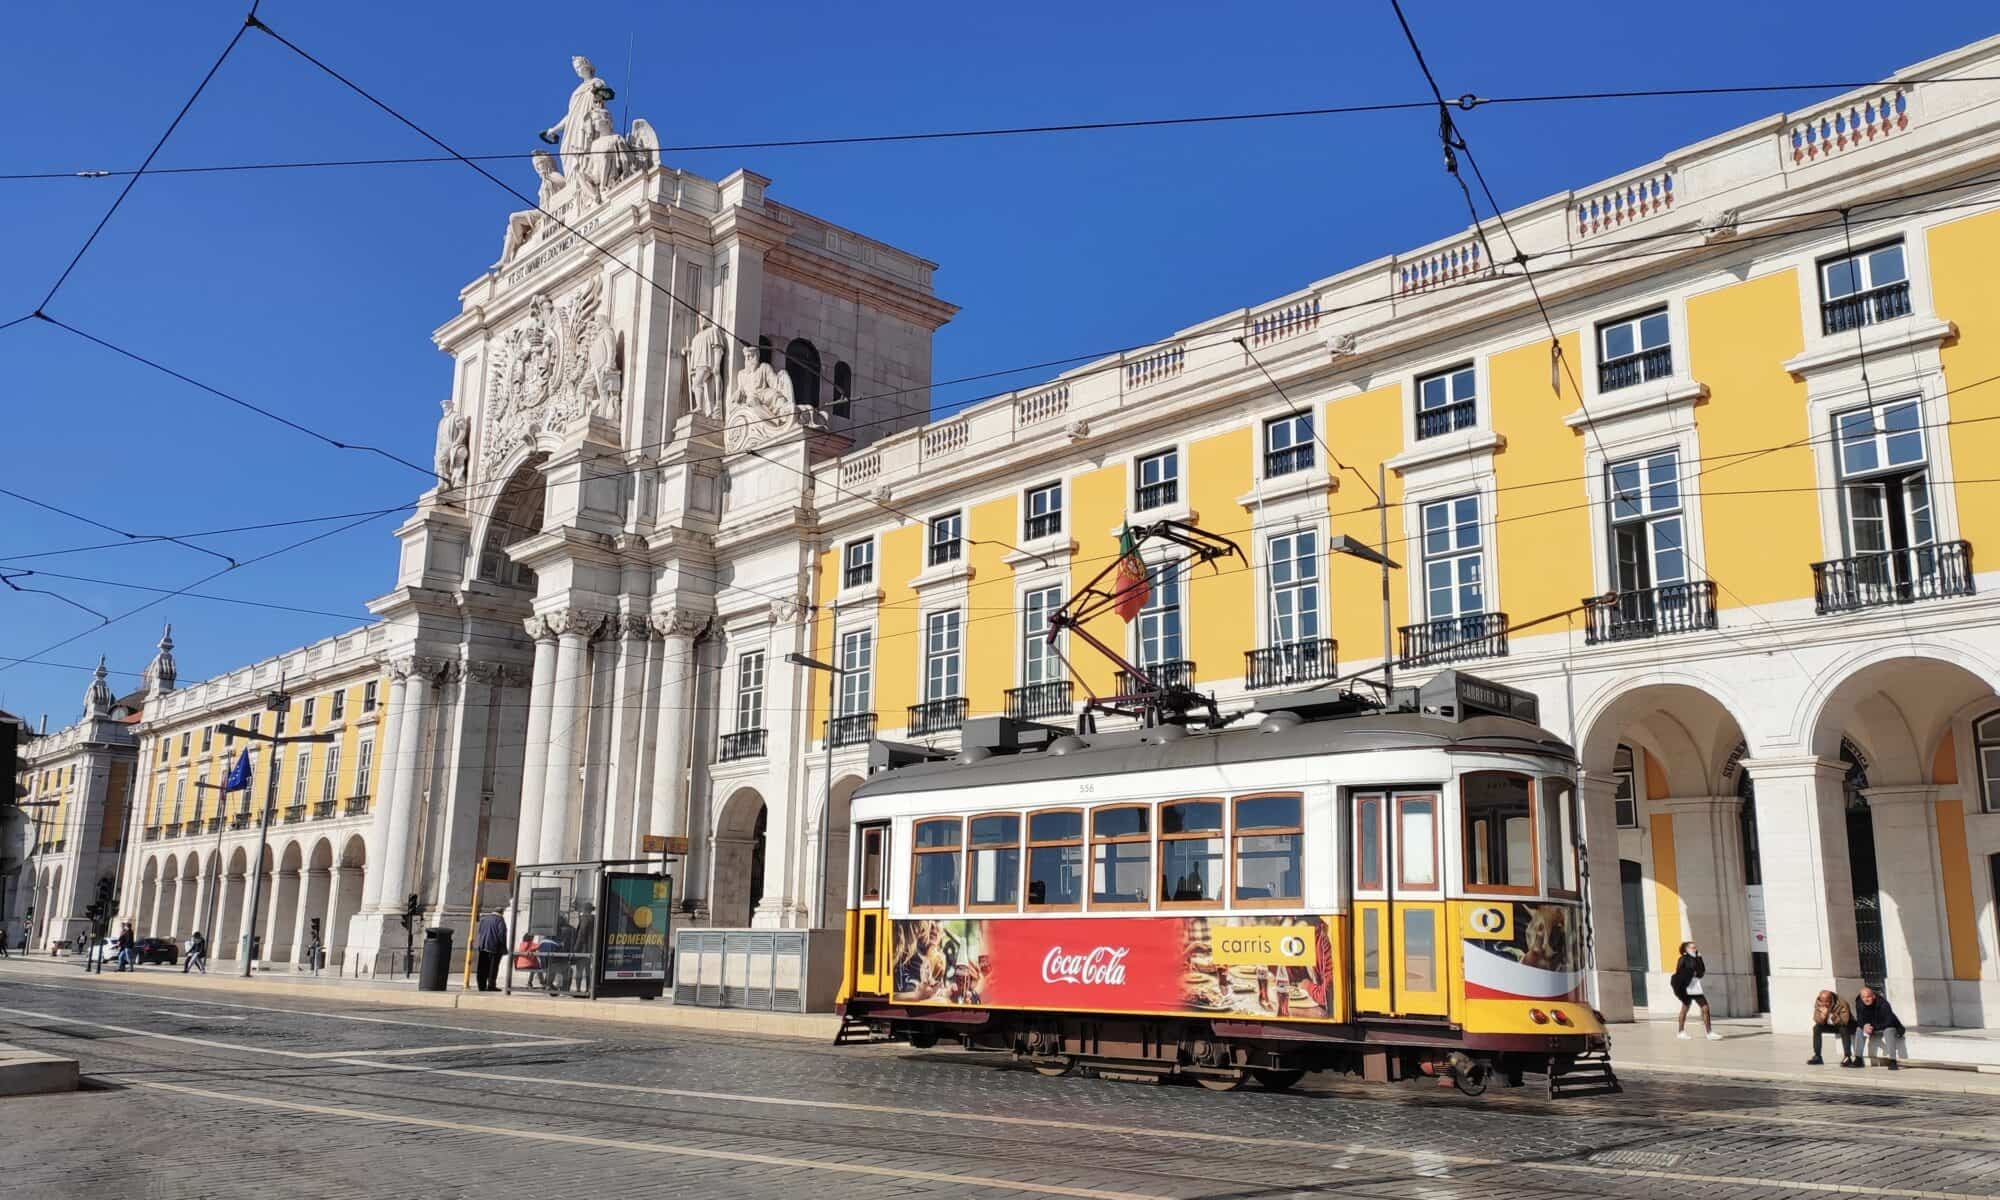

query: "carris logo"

left=1041, top=946, right=1129, bottom=985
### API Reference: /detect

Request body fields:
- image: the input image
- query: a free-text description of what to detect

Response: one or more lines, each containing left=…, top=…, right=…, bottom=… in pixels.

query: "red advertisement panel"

left=891, top=915, right=1336, bottom=1020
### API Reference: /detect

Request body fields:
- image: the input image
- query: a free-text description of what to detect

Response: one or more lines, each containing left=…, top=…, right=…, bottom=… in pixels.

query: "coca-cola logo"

left=1042, top=945, right=1129, bottom=986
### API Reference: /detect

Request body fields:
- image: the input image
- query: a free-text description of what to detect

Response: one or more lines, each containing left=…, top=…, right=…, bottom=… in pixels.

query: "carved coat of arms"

left=483, top=273, right=624, bottom=476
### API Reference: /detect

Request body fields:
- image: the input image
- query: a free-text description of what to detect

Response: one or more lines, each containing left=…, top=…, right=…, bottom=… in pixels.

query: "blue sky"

left=1, top=2, right=1992, bottom=725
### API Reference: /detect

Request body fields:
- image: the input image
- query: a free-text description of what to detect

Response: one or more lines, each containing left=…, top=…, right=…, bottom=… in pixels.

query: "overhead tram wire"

left=1386, top=0, right=1813, bottom=675
left=0, top=485, right=235, bottom=567
left=10, top=73, right=2000, bottom=183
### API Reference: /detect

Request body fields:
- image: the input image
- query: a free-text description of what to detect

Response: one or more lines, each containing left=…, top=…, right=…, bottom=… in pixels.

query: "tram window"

left=967, top=814, right=1022, bottom=910
left=1027, top=809, right=1084, bottom=909
left=860, top=827, right=884, bottom=903
left=1463, top=772, right=1536, bottom=893
left=1233, top=794, right=1302, bottom=906
left=1397, top=795, right=1438, bottom=889
left=1091, top=805, right=1151, bottom=908
left=1355, top=793, right=1384, bottom=890
left=911, top=818, right=962, bottom=911
left=1159, top=800, right=1224, bottom=906
left=1541, top=777, right=1579, bottom=896
left=1404, top=909, right=1437, bottom=992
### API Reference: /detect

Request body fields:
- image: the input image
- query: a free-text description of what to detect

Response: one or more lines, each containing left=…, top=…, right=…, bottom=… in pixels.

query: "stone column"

left=360, top=664, right=409, bottom=910
left=1655, top=795, right=1753, bottom=1016
left=323, top=864, right=346, bottom=955
left=539, top=609, right=606, bottom=865
left=1743, top=756, right=1860, bottom=1032
left=1576, top=771, right=1633, bottom=1022
left=1862, top=784, right=1954, bottom=1023
left=431, top=659, right=514, bottom=927
left=514, top=620, right=560, bottom=865
left=146, top=874, right=167, bottom=942
left=236, top=857, right=261, bottom=962
left=262, top=869, right=289, bottom=965
left=377, top=657, right=444, bottom=911
left=290, top=868, right=317, bottom=964
left=648, top=609, right=704, bottom=840
left=602, top=616, right=654, bottom=859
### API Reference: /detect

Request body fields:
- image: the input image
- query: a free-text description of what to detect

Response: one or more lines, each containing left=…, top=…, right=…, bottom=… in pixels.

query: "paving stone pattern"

left=4, top=968, right=1999, bottom=1200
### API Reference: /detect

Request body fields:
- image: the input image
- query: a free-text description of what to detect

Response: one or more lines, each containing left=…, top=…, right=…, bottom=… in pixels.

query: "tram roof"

left=853, top=707, right=1574, bottom=800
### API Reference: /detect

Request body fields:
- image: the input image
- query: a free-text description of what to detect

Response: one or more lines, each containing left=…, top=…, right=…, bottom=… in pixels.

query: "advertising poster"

left=1459, top=900, right=1586, bottom=1002
left=890, top=915, right=1336, bottom=1021
left=599, top=873, right=671, bottom=989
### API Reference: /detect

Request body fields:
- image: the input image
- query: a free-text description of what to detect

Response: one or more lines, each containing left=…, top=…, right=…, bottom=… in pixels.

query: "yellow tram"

left=836, top=673, right=1618, bottom=1097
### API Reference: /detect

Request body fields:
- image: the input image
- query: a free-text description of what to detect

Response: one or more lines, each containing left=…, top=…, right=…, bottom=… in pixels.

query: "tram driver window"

left=1234, top=794, right=1303, bottom=905
left=1160, top=800, right=1224, bottom=905
left=911, top=818, right=962, bottom=911
left=1026, top=809, right=1084, bottom=909
left=967, top=814, right=1021, bottom=910
left=1463, top=772, right=1536, bottom=893
left=1091, top=805, right=1151, bottom=908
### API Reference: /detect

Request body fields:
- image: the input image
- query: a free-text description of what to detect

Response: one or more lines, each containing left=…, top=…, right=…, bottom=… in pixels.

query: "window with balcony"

left=842, top=538, right=874, bottom=588
left=1135, top=449, right=1179, bottom=511
left=927, top=510, right=963, bottom=566
left=1247, top=530, right=1335, bottom=688
left=1597, top=308, right=1672, bottom=392
left=321, top=744, right=341, bottom=806
left=354, top=738, right=374, bottom=797
left=1136, top=558, right=1185, bottom=669
left=363, top=681, right=378, bottom=712
left=302, top=698, right=316, bottom=727
left=1402, top=496, right=1506, bottom=666
left=1010, top=585, right=1070, bottom=720
left=1819, top=240, right=1910, bottom=334
left=1817, top=397, right=1970, bottom=612
left=1416, top=364, right=1477, bottom=440
left=330, top=689, right=345, bottom=722
left=924, top=611, right=962, bottom=702
left=1024, top=481, right=1063, bottom=541
left=735, top=652, right=766, bottom=733
left=1263, top=413, right=1314, bottom=477
left=1589, top=449, right=1715, bottom=642
left=293, top=748, right=313, bottom=806
left=838, top=629, right=873, bottom=718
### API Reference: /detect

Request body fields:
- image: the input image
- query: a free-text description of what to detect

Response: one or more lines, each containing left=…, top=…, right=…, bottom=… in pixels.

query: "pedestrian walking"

left=1807, top=989, right=1856, bottom=1066
left=473, top=910, right=509, bottom=992
left=182, top=930, right=208, bottom=974
left=115, top=922, right=136, bottom=972
left=1852, top=985, right=1907, bottom=1069
left=1670, top=940, right=1720, bottom=1040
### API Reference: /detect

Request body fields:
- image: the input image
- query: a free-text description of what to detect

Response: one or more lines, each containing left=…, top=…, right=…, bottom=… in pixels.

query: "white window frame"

left=1415, top=363, right=1478, bottom=440
left=1818, top=239, right=1908, bottom=306
left=1262, top=413, right=1315, bottom=478
left=735, top=652, right=767, bottom=732
left=1596, top=307, right=1672, bottom=392
left=1265, top=529, right=1322, bottom=647
left=1613, top=744, right=1639, bottom=829
left=320, top=743, right=341, bottom=806
left=1134, top=448, right=1180, bottom=513
left=1976, top=712, right=2000, bottom=815
left=1024, top=481, right=1064, bottom=541
left=1605, top=449, right=1689, bottom=595
left=842, top=538, right=875, bottom=589
left=927, top=511, right=963, bottom=566
left=837, top=629, right=874, bottom=717
left=354, top=738, right=374, bottom=798
left=1418, top=495, right=1486, bottom=623
left=1134, top=556, right=1187, bottom=668
left=293, top=747, right=313, bottom=806
left=923, top=610, right=963, bottom=702
left=330, top=689, right=346, bottom=722
left=1020, top=584, right=1064, bottom=687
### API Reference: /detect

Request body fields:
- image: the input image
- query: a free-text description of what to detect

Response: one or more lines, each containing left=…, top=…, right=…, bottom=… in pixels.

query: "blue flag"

left=224, top=750, right=253, bottom=792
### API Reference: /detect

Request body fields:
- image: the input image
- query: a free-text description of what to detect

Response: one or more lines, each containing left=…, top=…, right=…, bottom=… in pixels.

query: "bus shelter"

left=504, top=859, right=671, bottom=1000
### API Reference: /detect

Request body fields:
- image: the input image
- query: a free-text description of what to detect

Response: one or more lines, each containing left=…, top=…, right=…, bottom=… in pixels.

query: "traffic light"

left=398, top=893, right=421, bottom=932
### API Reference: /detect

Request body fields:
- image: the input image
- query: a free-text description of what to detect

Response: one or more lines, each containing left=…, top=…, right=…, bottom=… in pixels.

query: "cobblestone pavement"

left=5, top=965, right=2000, bottom=1200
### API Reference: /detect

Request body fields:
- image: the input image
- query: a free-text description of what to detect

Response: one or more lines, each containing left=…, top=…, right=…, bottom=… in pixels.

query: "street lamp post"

left=192, top=778, right=235, bottom=944
left=785, top=617, right=842, bottom=930
left=1327, top=464, right=1401, bottom=697
left=218, top=709, right=334, bottom=978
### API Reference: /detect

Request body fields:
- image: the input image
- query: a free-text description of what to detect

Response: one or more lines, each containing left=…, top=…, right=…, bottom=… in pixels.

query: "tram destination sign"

left=1421, top=670, right=1540, bottom=725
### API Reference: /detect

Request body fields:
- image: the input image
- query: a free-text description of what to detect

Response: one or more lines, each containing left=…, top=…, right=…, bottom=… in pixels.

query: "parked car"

left=133, top=936, right=177, bottom=965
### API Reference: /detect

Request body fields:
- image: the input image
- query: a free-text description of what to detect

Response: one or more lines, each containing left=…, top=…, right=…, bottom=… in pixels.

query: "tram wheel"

left=906, top=1028, right=939, bottom=1050
left=1030, top=1056, right=1076, bottom=1078
left=1251, top=1069, right=1306, bottom=1092
left=1195, top=1070, right=1248, bottom=1092
left=1447, top=1053, right=1489, bottom=1097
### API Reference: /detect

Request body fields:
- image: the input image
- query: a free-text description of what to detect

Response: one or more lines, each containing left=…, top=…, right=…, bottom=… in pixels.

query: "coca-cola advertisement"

left=891, top=915, right=1337, bottom=1020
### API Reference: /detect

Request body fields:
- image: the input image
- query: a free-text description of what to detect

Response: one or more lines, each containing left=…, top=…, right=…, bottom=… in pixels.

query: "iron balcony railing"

left=1583, top=581, right=1718, bottom=644
left=1116, top=659, right=1196, bottom=695
left=908, top=697, right=967, bottom=735
left=1263, top=444, right=1314, bottom=478
left=1024, top=512, right=1063, bottom=541
left=1598, top=345, right=1674, bottom=392
left=719, top=728, right=768, bottom=762
left=1244, top=639, right=1339, bottom=689
left=927, top=537, right=962, bottom=567
left=143, top=826, right=161, bottom=842
left=344, top=796, right=370, bottom=816
left=1820, top=280, right=1911, bottom=334
left=283, top=804, right=306, bottom=824
left=1134, top=478, right=1178, bottom=511
left=1812, top=540, right=1973, bottom=614
left=314, top=800, right=337, bottom=819
left=1416, top=399, right=1477, bottom=440
left=181, top=820, right=201, bottom=836
left=206, top=818, right=224, bottom=834
left=1398, top=612, right=1509, bottom=668
left=1005, top=681, right=1074, bottom=721
left=826, top=712, right=877, bottom=748
left=842, top=563, right=872, bottom=588
left=230, top=812, right=252, bottom=831
left=163, top=826, right=181, bottom=839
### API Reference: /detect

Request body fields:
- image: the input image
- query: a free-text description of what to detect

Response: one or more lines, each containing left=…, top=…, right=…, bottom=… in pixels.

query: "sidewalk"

left=1609, top=1014, right=2000, bottom=1096
left=0, top=957, right=839, bottom=1041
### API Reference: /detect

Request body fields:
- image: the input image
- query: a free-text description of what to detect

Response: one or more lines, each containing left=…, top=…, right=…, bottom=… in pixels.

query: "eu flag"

left=224, top=750, right=253, bottom=792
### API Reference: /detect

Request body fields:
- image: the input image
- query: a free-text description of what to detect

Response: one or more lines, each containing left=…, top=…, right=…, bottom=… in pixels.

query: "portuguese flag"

left=1112, top=525, right=1150, bottom=622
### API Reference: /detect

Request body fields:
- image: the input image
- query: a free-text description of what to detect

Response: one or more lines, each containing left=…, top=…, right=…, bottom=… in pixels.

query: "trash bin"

left=418, top=926, right=454, bottom=992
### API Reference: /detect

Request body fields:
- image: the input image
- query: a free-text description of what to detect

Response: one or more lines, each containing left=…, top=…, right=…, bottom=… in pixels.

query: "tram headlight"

left=1550, top=1009, right=1572, bottom=1027
left=1527, top=1008, right=1549, bottom=1025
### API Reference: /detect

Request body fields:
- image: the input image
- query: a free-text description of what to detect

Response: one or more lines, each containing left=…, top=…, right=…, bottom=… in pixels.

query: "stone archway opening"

left=476, top=460, right=546, bottom=593
left=1805, top=653, right=2000, bottom=1027
left=1579, top=680, right=1755, bottom=1022
left=137, top=858, right=160, bottom=940
left=712, top=788, right=767, bottom=928
left=218, top=848, right=248, bottom=960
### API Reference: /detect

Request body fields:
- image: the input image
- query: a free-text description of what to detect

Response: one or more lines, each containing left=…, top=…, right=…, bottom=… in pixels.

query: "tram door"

left=852, top=823, right=892, bottom=996
left=1350, top=790, right=1449, bottom=1018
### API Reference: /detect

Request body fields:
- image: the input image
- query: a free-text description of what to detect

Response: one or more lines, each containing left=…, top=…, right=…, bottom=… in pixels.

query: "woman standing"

left=1671, top=940, right=1721, bottom=1040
